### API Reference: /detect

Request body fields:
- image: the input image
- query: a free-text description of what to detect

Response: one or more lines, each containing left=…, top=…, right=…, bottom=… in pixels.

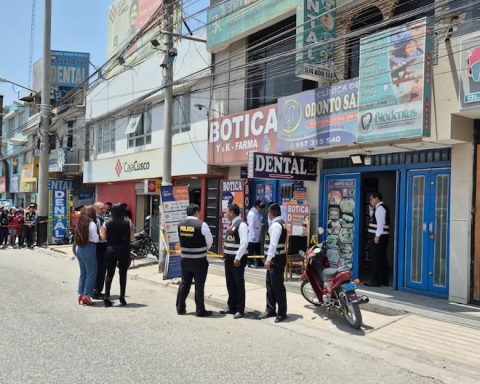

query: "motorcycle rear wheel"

left=300, top=280, right=321, bottom=306
left=338, top=291, right=362, bottom=329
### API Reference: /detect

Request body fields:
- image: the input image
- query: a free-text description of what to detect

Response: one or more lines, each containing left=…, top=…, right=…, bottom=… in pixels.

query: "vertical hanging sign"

left=162, top=185, right=190, bottom=280
left=296, top=0, right=336, bottom=82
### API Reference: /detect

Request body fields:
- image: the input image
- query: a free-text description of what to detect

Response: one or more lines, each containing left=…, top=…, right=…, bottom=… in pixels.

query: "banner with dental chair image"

left=357, top=17, right=433, bottom=142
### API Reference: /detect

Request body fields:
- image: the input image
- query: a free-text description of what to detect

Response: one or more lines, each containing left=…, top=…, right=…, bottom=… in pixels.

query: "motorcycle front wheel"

left=150, top=242, right=159, bottom=259
left=300, top=280, right=321, bottom=306
left=338, top=291, right=362, bottom=329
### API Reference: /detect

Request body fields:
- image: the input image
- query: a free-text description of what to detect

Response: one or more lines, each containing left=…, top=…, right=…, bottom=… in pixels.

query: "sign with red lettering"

left=208, top=105, right=278, bottom=164
left=285, top=204, right=310, bottom=237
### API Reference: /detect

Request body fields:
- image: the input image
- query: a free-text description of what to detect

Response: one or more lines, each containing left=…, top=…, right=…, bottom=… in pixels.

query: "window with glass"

left=127, top=105, right=152, bottom=148
left=173, top=94, right=191, bottom=134
left=246, top=16, right=316, bottom=110
left=97, top=119, right=115, bottom=154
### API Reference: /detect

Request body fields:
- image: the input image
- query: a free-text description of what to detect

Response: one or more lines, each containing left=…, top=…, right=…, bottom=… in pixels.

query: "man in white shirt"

left=258, top=204, right=288, bottom=323
left=365, top=192, right=390, bottom=287
left=247, top=200, right=265, bottom=268
left=221, top=204, right=249, bottom=319
left=176, top=204, right=214, bottom=317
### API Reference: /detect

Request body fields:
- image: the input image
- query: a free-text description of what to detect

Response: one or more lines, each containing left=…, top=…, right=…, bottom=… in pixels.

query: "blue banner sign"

left=48, top=179, right=74, bottom=244
left=357, top=18, right=432, bottom=142
left=277, top=79, right=359, bottom=151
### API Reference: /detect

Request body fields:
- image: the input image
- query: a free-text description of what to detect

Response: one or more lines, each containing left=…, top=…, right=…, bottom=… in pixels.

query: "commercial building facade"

left=206, top=0, right=478, bottom=303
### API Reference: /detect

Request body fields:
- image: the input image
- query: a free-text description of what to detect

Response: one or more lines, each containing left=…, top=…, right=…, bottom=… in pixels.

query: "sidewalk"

left=47, top=244, right=480, bottom=328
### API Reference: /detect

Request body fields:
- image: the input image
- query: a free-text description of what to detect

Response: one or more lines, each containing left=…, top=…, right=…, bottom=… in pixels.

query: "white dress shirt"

left=185, top=215, right=213, bottom=250
left=374, top=203, right=387, bottom=238
left=230, top=216, right=249, bottom=261
left=88, top=221, right=100, bottom=243
left=247, top=207, right=263, bottom=243
left=266, top=216, right=284, bottom=262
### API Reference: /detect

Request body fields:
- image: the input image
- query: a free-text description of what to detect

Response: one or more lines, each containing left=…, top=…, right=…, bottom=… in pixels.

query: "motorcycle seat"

left=322, top=268, right=337, bottom=282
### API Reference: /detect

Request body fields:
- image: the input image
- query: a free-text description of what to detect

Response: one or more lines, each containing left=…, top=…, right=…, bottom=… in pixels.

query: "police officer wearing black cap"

left=176, top=203, right=214, bottom=317
left=258, top=203, right=288, bottom=323
left=221, top=204, right=249, bottom=319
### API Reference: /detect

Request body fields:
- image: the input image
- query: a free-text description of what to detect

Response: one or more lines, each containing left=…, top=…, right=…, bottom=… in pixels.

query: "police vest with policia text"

left=178, top=218, right=208, bottom=258
left=223, top=219, right=247, bottom=258
left=368, top=203, right=390, bottom=238
left=264, top=219, right=288, bottom=257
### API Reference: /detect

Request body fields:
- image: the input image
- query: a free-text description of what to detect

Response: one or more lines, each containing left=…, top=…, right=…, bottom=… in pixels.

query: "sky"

left=0, top=0, right=111, bottom=106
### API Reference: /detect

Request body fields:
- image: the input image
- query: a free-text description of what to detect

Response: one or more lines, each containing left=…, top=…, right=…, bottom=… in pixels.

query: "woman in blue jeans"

left=74, top=206, right=99, bottom=306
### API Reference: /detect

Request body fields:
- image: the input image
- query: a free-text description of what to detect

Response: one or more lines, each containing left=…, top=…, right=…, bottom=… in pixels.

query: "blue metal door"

left=405, top=169, right=450, bottom=295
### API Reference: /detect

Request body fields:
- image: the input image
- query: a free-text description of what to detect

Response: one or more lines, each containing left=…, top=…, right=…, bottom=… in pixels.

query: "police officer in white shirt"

left=221, top=204, right=249, bottom=319
left=176, top=204, right=214, bottom=317
left=258, top=204, right=288, bottom=323
left=247, top=200, right=264, bottom=268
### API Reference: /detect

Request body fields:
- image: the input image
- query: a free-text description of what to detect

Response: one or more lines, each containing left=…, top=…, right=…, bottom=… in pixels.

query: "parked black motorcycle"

left=130, top=216, right=159, bottom=260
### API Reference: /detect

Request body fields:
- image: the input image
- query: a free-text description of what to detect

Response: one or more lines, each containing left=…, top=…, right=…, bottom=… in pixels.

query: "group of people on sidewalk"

left=175, top=192, right=390, bottom=321
left=74, top=201, right=134, bottom=307
left=176, top=201, right=288, bottom=323
left=0, top=204, right=37, bottom=249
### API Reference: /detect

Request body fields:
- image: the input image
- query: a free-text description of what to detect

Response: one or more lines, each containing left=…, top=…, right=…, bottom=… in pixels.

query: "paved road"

left=0, top=248, right=467, bottom=383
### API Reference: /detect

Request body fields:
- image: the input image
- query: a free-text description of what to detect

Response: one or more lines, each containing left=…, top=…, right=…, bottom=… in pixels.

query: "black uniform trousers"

left=371, top=235, right=389, bottom=285
left=176, top=257, right=209, bottom=314
left=266, top=254, right=287, bottom=317
left=224, top=255, right=247, bottom=314
left=94, top=243, right=107, bottom=294
left=24, top=225, right=35, bottom=247
left=0, top=227, right=8, bottom=245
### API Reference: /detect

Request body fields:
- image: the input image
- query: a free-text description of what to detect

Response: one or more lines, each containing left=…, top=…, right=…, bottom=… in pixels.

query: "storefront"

left=319, top=150, right=451, bottom=296
left=84, top=148, right=221, bottom=247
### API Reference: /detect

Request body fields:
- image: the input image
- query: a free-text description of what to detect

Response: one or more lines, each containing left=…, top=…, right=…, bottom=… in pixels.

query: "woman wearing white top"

left=74, top=206, right=99, bottom=306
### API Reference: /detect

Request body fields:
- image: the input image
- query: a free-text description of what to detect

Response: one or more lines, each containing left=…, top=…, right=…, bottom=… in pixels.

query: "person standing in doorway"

left=365, top=192, right=390, bottom=287
left=247, top=200, right=265, bottom=268
left=221, top=204, right=249, bottom=319
left=258, top=203, right=288, bottom=323
left=92, top=202, right=107, bottom=299
left=176, top=204, right=213, bottom=317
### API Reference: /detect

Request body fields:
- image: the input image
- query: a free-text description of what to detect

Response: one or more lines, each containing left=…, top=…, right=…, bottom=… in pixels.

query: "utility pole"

left=159, top=0, right=174, bottom=272
left=37, top=0, right=51, bottom=246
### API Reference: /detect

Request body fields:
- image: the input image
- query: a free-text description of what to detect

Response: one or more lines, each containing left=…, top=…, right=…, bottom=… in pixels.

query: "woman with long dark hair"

left=100, top=203, right=133, bottom=307
left=74, top=206, right=99, bottom=306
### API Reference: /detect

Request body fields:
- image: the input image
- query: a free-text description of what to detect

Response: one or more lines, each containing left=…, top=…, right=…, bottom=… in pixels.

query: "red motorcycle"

left=299, top=228, right=368, bottom=329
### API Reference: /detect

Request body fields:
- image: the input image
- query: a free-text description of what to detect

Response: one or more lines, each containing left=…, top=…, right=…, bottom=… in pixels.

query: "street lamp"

left=0, top=76, right=41, bottom=103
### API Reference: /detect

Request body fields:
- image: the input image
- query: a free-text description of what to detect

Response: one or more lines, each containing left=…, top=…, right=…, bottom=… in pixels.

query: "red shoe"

left=78, top=295, right=83, bottom=305
left=80, top=296, right=96, bottom=306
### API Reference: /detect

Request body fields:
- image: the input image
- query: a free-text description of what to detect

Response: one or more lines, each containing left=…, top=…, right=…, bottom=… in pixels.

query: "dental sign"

left=357, top=17, right=432, bottom=142
left=296, top=0, right=336, bottom=82
left=48, top=179, right=74, bottom=245
left=248, top=152, right=317, bottom=181
left=277, top=78, right=358, bottom=151
left=459, top=35, right=480, bottom=108
left=208, top=105, right=278, bottom=164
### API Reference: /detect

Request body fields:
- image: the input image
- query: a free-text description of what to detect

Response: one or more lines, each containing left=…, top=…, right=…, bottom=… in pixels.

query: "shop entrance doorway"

left=135, top=195, right=160, bottom=246
left=359, top=172, right=397, bottom=286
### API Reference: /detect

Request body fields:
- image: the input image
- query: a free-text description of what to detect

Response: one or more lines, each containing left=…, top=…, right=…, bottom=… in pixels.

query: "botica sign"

left=247, top=152, right=317, bottom=181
